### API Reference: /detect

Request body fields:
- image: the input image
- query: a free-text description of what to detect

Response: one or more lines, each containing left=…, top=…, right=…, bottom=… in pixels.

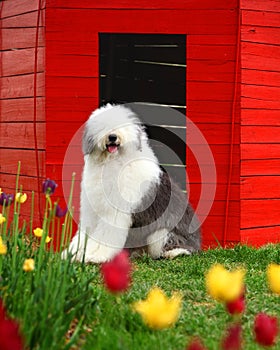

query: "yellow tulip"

left=267, top=263, right=280, bottom=295
left=45, top=236, right=52, bottom=243
left=33, top=227, right=43, bottom=238
left=0, top=237, right=7, bottom=255
left=23, top=258, right=35, bottom=272
left=205, top=264, right=245, bottom=303
left=0, top=214, right=6, bottom=225
left=133, top=287, right=182, bottom=329
left=15, top=192, right=27, bottom=204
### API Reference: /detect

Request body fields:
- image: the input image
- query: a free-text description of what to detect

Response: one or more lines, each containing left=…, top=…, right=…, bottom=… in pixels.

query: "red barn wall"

left=240, top=0, right=280, bottom=245
left=45, top=0, right=240, bottom=247
left=0, top=0, right=46, bottom=224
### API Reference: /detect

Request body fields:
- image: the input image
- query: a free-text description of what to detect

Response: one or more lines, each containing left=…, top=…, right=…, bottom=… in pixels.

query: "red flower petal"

left=226, top=295, right=245, bottom=315
left=254, top=313, right=278, bottom=346
left=186, top=337, right=207, bottom=350
left=222, top=323, right=242, bottom=350
left=101, top=250, right=132, bottom=293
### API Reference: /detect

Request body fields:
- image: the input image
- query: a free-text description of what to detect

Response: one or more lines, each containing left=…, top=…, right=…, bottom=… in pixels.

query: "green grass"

left=1, top=226, right=280, bottom=350
left=1, top=173, right=280, bottom=349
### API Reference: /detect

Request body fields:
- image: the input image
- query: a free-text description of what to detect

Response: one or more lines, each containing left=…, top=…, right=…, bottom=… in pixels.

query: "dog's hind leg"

left=146, top=229, right=169, bottom=259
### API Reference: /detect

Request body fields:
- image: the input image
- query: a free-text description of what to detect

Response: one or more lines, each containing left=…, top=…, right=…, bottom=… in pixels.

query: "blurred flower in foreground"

left=221, top=323, right=242, bottom=350
left=23, top=259, right=35, bottom=272
left=0, top=300, right=24, bottom=350
left=15, top=193, right=27, bottom=204
left=33, top=227, right=51, bottom=243
left=0, top=237, right=7, bottom=255
left=267, top=263, right=280, bottom=295
left=226, top=291, right=245, bottom=315
left=101, top=250, right=131, bottom=293
left=254, top=313, right=278, bottom=347
left=186, top=337, right=207, bottom=350
left=55, top=204, right=68, bottom=218
left=0, top=214, right=6, bottom=225
left=133, top=287, right=182, bottom=330
left=42, top=179, right=57, bottom=195
left=33, top=227, right=43, bottom=238
left=0, top=192, right=14, bottom=206
left=205, top=264, right=245, bottom=303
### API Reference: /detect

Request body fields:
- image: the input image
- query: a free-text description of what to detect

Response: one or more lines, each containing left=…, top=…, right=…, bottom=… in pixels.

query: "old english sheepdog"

left=64, top=104, right=201, bottom=263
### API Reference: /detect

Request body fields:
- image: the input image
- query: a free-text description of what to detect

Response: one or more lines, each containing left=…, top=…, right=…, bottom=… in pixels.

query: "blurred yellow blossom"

left=15, top=192, right=27, bottom=204
left=0, top=214, right=6, bottom=225
left=23, top=258, right=35, bottom=272
left=33, top=227, right=43, bottom=238
left=205, top=264, right=245, bottom=303
left=0, top=188, right=2, bottom=195
left=267, top=263, right=280, bottom=295
left=133, top=287, right=182, bottom=329
left=0, top=237, right=7, bottom=255
left=45, top=236, right=52, bottom=243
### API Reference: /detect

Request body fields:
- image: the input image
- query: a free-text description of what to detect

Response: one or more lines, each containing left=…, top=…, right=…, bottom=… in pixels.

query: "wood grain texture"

left=241, top=176, right=280, bottom=199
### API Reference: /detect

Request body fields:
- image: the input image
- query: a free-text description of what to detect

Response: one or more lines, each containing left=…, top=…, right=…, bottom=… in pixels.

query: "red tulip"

left=221, top=323, right=242, bottom=350
left=226, top=295, right=245, bottom=315
left=0, top=301, right=24, bottom=350
left=186, top=337, right=207, bottom=350
left=100, top=250, right=132, bottom=293
left=254, top=313, right=278, bottom=346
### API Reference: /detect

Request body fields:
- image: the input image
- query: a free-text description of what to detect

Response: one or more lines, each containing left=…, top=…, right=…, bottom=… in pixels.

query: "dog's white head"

left=83, top=104, right=146, bottom=160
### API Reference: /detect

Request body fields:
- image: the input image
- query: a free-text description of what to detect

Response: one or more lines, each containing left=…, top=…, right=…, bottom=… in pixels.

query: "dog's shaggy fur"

left=64, top=104, right=201, bottom=263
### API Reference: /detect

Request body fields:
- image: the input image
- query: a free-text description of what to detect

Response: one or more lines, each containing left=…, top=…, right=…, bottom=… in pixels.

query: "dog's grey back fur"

left=126, top=170, right=201, bottom=253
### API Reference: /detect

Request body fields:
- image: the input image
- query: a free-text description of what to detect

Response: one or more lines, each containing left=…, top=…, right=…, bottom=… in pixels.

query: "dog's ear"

left=82, top=126, right=95, bottom=155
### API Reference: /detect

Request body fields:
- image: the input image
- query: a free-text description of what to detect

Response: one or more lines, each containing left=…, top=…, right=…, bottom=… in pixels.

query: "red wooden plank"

left=187, top=82, right=234, bottom=101
left=241, top=42, right=280, bottom=72
left=46, top=9, right=237, bottom=35
left=242, top=10, right=280, bottom=27
left=188, top=60, right=235, bottom=83
left=46, top=96, right=97, bottom=115
left=187, top=101, right=234, bottom=122
left=46, top=38, right=97, bottom=55
left=241, top=144, right=280, bottom=159
left=47, top=0, right=238, bottom=10
left=187, top=123, right=240, bottom=145
left=0, top=73, right=45, bottom=99
left=241, top=176, right=280, bottom=199
left=0, top=97, right=45, bottom=122
left=241, top=26, right=280, bottom=45
left=241, top=109, right=280, bottom=126
left=46, top=77, right=97, bottom=98
left=1, top=28, right=45, bottom=50
left=189, top=199, right=240, bottom=218
left=202, top=215, right=240, bottom=247
left=1, top=48, right=44, bottom=77
left=241, top=126, right=280, bottom=143
left=1, top=0, right=45, bottom=18
left=242, top=69, right=280, bottom=88
left=0, top=123, right=45, bottom=150
left=0, top=149, right=45, bottom=177
left=191, top=183, right=240, bottom=201
left=241, top=226, right=280, bottom=247
left=46, top=54, right=98, bottom=77
left=188, top=34, right=237, bottom=45
left=240, top=0, right=280, bottom=12
left=241, top=160, right=280, bottom=176
left=241, top=199, right=280, bottom=229
left=242, top=84, right=280, bottom=102
left=187, top=163, right=240, bottom=184
left=188, top=44, right=236, bottom=60
left=241, top=97, right=280, bottom=110
left=2, top=9, right=45, bottom=28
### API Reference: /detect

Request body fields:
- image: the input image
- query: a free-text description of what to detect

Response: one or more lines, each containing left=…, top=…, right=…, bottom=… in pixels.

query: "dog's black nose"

left=108, top=134, right=117, bottom=142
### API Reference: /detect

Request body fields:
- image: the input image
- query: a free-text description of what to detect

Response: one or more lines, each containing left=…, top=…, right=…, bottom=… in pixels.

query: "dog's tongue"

left=107, top=145, right=118, bottom=153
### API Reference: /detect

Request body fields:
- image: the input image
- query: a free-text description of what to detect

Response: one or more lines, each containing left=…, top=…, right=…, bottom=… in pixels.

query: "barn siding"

left=45, top=0, right=240, bottom=247
left=0, top=0, right=46, bottom=223
left=240, top=0, right=280, bottom=245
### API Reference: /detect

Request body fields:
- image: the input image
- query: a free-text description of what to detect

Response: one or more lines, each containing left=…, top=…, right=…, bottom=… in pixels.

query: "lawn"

left=0, top=180, right=280, bottom=349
